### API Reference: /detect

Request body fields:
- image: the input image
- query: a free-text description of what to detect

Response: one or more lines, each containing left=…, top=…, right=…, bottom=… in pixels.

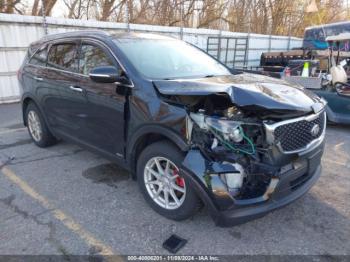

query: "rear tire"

left=137, top=141, right=202, bottom=221
left=25, top=102, right=57, bottom=147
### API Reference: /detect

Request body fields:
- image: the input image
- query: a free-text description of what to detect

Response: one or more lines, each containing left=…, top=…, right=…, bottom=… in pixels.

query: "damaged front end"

left=182, top=102, right=281, bottom=207
left=153, top=74, right=327, bottom=226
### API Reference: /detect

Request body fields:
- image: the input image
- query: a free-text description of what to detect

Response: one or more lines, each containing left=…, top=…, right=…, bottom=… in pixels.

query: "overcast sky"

left=51, top=0, right=68, bottom=18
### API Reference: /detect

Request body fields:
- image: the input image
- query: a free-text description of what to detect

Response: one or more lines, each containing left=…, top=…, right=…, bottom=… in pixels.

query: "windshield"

left=115, top=39, right=231, bottom=79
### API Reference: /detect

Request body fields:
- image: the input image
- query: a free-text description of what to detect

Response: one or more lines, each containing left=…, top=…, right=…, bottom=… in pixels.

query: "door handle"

left=34, top=76, right=43, bottom=81
left=69, top=85, right=83, bottom=92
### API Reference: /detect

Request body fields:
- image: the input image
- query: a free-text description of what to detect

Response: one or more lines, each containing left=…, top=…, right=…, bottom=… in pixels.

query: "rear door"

left=74, top=40, right=126, bottom=156
left=22, top=44, right=49, bottom=101
left=44, top=40, right=87, bottom=137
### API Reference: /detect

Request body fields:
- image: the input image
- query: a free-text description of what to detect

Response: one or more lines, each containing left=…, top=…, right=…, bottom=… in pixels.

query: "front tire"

left=137, top=141, right=201, bottom=221
left=25, top=102, right=57, bottom=147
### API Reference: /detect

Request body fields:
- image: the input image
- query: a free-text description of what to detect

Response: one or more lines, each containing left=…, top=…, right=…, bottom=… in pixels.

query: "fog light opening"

left=221, top=162, right=245, bottom=193
left=224, top=172, right=244, bottom=190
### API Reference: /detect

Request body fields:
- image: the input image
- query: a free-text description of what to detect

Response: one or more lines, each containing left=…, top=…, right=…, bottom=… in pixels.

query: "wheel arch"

left=22, top=95, right=41, bottom=126
left=21, top=95, right=55, bottom=137
left=126, top=125, right=189, bottom=179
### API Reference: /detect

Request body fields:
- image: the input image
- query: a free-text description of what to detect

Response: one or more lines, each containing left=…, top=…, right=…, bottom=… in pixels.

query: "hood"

left=153, top=73, right=324, bottom=115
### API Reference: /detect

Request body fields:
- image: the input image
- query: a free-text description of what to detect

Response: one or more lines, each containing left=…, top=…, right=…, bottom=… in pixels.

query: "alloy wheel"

left=27, top=110, right=42, bottom=142
left=144, top=156, right=186, bottom=210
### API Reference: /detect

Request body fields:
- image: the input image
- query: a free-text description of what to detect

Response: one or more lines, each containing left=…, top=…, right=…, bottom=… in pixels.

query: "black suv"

left=18, top=31, right=327, bottom=226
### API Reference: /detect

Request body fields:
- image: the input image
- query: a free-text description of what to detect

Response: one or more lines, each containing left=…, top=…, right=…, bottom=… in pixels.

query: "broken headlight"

left=205, top=117, right=244, bottom=143
left=189, top=111, right=256, bottom=155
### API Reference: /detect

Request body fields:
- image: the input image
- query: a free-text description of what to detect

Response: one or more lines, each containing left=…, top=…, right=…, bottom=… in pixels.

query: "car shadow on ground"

left=185, top=192, right=350, bottom=255
left=327, top=124, right=350, bottom=132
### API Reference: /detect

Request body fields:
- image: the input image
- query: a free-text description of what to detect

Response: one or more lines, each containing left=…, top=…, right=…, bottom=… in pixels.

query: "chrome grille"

left=275, top=113, right=325, bottom=152
left=264, top=112, right=326, bottom=154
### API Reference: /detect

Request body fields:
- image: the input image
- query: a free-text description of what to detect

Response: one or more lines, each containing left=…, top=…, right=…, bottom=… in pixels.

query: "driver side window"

left=79, top=43, right=115, bottom=75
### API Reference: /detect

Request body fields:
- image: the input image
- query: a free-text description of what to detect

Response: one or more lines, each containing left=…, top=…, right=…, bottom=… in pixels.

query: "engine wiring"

left=210, top=126, right=256, bottom=155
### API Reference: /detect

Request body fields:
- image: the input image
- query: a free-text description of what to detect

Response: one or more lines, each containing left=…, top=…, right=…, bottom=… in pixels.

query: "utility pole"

left=125, top=1, right=130, bottom=32
left=180, top=0, right=184, bottom=40
left=40, top=0, right=48, bottom=35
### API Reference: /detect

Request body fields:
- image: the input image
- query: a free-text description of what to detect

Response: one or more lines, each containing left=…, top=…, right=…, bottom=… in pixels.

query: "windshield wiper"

left=161, top=74, right=216, bottom=80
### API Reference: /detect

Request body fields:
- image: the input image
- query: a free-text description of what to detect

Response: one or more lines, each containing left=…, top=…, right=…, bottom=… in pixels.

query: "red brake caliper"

left=173, top=169, right=185, bottom=188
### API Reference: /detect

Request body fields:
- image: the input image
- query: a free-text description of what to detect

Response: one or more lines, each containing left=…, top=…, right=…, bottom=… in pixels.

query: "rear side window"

left=29, top=45, right=47, bottom=66
left=48, top=43, right=78, bottom=72
left=79, top=44, right=114, bottom=75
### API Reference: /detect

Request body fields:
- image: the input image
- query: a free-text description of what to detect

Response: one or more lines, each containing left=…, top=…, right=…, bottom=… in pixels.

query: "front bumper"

left=215, top=165, right=321, bottom=226
left=181, top=143, right=324, bottom=227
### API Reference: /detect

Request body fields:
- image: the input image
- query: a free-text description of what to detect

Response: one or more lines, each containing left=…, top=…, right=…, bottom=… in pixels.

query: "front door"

left=73, top=40, right=126, bottom=156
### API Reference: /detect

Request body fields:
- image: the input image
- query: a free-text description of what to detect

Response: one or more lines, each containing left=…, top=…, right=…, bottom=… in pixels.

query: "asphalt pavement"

left=0, top=102, right=349, bottom=257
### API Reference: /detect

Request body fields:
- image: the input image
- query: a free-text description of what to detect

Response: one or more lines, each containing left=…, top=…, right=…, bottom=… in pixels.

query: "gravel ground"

left=0, top=102, right=349, bottom=257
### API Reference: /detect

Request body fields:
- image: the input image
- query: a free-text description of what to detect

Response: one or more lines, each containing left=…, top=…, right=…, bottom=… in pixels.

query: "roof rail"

left=40, top=30, right=110, bottom=41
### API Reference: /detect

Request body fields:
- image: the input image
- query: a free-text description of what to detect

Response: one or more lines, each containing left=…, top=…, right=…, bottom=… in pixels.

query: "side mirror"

left=89, top=66, right=131, bottom=86
left=89, top=66, right=119, bottom=83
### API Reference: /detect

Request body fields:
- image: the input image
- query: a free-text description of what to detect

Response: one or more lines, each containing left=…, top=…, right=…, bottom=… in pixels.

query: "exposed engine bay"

left=180, top=94, right=272, bottom=201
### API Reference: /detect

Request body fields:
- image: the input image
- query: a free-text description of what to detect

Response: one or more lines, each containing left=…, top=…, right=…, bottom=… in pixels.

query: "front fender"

left=126, top=124, right=189, bottom=173
left=21, top=93, right=42, bottom=126
left=181, top=150, right=237, bottom=211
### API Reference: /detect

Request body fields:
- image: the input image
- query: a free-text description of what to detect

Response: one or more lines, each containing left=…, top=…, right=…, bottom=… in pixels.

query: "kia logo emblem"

left=311, top=124, right=320, bottom=136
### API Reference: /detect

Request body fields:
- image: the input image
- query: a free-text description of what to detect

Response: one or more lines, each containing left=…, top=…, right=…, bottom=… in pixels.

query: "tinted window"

left=79, top=44, right=114, bottom=75
left=313, top=28, right=325, bottom=41
left=29, top=45, right=47, bottom=66
left=115, top=39, right=230, bottom=79
left=303, top=28, right=327, bottom=49
left=304, top=29, right=312, bottom=40
left=48, top=43, right=78, bottom=72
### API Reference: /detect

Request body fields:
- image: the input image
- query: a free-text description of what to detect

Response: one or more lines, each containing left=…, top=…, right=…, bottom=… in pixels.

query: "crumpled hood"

left=153, top=73, right=324, bottom=115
